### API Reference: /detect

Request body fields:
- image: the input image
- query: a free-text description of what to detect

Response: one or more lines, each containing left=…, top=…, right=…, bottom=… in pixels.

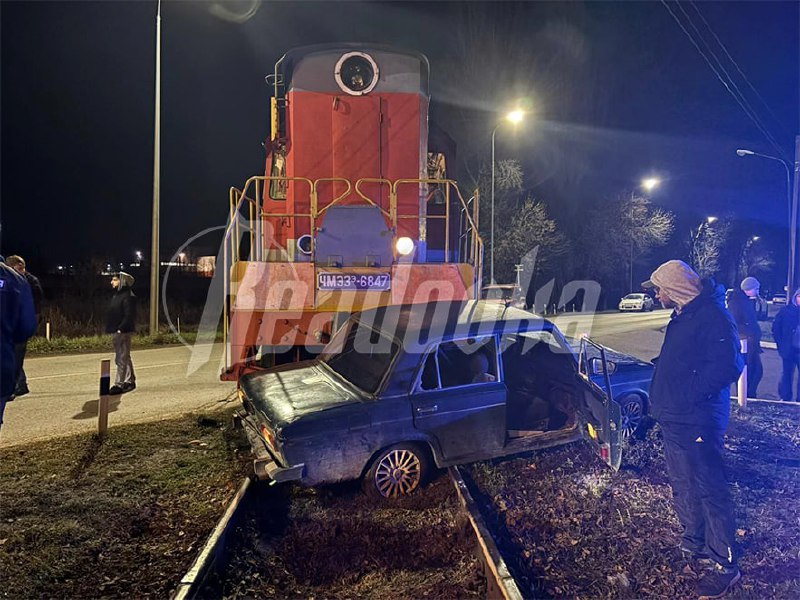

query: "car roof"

left=353, top=300, right=551, bottom=343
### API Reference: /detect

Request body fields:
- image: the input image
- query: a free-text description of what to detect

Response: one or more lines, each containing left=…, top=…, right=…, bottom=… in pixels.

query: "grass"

left=0, top=407, right=249, bottom=599
left=27, top=330, right=223, bottom=356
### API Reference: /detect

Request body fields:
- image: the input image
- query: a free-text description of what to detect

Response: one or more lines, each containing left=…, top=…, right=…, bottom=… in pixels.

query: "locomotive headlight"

left=335, top=52, right=379, bottom=96
left=395, top=237, right=415, bottom=256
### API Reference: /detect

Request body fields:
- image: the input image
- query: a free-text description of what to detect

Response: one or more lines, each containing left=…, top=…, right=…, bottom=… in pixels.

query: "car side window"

left=419, top=336, right=498, bottom=391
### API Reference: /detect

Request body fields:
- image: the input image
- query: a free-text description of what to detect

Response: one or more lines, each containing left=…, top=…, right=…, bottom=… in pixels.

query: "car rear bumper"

left=236, top=409, right=305, bottom=483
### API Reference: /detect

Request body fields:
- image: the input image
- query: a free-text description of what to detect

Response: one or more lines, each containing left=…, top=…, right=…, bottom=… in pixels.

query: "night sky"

left=1, top=1, right=798, bottom=286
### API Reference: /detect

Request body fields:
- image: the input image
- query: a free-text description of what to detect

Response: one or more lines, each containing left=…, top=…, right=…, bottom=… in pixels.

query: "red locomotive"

left=222, top=44, right=482, bottom=379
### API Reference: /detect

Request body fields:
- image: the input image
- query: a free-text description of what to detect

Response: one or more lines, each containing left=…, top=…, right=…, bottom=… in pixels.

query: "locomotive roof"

left=275, top=43, right=430, bottom=95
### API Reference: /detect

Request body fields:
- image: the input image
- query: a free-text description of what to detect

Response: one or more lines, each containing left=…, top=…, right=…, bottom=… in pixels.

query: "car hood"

left=240, top=363, right=362, bottom=428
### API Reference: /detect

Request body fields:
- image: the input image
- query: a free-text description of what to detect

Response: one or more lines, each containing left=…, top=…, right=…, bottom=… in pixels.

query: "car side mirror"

left=590, top=357, right=617, bottom=376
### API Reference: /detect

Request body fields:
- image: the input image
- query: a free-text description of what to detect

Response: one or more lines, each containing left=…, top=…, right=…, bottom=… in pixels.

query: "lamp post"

left=629, top=177, right=661, bottom=291
left=490, top=109, right=524, bottom=283
left=736, top=148, right=794, bottom=295
left=149, top=0, right=162, bottom=335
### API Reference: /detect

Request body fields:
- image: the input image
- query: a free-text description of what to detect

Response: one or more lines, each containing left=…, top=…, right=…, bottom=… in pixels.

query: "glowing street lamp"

left=491, top=108, right=526, bottom=283
left=642, top=177, right=661, bottom=193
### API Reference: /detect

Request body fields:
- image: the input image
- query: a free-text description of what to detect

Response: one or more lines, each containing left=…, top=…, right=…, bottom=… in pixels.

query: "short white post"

left=98, top=359, right=111, bottom=438
left=737, top=339, right=748, bottom=408
left=46, top=321, right=51, bottom=341
left=177, top=316, right=181, bottom=335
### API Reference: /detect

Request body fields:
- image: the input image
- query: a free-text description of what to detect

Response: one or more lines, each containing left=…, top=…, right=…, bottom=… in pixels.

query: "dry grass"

left=0, top=409, right=249, bottom=599
left=467, top=402, right=800, bottom=599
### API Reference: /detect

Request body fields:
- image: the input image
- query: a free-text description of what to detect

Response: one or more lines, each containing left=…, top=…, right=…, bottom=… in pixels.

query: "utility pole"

left=149, top=0, right=162, bottom=335
left=790, top=135, right=800, bottom=294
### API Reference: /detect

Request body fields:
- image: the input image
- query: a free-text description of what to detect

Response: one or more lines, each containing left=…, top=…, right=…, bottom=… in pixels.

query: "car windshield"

left=320, top=318, right=399, bottom=394
left=624, top=294, right=644, bottom=300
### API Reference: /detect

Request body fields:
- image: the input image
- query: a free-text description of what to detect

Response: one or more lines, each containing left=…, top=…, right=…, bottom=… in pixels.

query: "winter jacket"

left=105, top=287, right=137, bottom=334
left=24, top=272, right=44, bottom=317
left=727, top=288, right=762, bottom=351
left=1, top=263, right=37, bottom=400
left=772, top=296, right=800, bottom=359
left=650, top=280, right=744, bottom=429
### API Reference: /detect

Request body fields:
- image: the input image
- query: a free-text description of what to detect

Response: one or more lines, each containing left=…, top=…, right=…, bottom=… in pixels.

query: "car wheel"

left=619, top=394, right=645, bottom=439
left=363, top=443, right=430, bottom=499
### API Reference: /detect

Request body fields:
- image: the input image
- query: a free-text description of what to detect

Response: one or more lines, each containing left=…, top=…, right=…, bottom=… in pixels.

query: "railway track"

left=171, top=468, right=524, bottom=600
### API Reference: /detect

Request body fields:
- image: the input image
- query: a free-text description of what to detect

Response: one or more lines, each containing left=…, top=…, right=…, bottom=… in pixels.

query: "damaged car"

left=237, top=301, right=653, bottom=498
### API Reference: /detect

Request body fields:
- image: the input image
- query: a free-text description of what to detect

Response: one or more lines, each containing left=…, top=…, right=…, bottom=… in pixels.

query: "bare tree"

left=580, top=194, right=675, bottom=289
left=688, top=219, right=730, bottom=278
left=737, top=239, right=774, bottom=281
left=494, top=198, right=570, bottom=285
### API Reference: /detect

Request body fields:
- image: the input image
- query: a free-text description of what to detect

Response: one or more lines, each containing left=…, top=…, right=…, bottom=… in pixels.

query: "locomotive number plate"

left=317, top=272, right=391, bottom=291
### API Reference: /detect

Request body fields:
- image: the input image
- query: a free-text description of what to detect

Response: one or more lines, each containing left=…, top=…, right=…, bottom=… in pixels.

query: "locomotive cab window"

left=269, top=151, right=287, bottom=200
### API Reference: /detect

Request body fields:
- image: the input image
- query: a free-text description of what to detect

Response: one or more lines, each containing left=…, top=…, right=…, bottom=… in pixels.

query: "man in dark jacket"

left=727, top=276, right=762, bottom=398
left=106, top=272, right=137, bottom=394
left=5, top=255, right=44, bottom=397
left=645, top=260, right=743, bottom=599
left=1, top=259, right=37, bottom=431
left=771, top=288, right=800, bottom=401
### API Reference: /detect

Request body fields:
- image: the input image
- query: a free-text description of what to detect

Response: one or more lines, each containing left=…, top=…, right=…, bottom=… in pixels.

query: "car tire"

left=363, top=443, right=431, bottom=499
left=619, top=394, right=645, bottom=439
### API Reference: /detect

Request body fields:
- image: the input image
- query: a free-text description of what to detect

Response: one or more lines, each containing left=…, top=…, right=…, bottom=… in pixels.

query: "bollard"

left=177, top=316, right=181, bottom=336
left=46, top=321, right=51, bottom=341
left=98, top=359, right=111, bottom=438
left=737, top=339, right=748, bottom=408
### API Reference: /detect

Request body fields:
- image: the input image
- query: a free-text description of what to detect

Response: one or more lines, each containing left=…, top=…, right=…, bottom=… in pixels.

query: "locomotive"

left=222, top=44, right=483, bottom=379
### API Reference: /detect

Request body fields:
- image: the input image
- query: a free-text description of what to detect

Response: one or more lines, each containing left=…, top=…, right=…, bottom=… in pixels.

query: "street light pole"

left=149, top=0, right=161, bottom=335
left=737, top=148, right=793, bottom=295
left=490, top=125, right=498, bottom=284
left=489, top=109, right=525, bottom=284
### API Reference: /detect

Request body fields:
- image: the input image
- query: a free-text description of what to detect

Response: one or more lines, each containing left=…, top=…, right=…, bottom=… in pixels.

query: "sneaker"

left=696, top=565, right=741, bottom=599
left=14, top=385, right=29, bottom=397
left=108, top=385, right=124, bottom=395
left=121, top=382, right=136, bottom=393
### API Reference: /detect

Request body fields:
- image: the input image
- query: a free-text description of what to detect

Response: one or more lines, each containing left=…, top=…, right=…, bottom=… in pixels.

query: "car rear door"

left=575, top=336, right=623, bottom=470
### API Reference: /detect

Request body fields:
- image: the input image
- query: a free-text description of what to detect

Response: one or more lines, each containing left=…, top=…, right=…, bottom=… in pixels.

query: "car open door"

left=576, top=336, right=623, bottom=470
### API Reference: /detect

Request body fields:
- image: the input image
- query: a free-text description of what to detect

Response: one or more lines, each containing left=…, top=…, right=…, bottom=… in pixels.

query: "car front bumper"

left=237, top=409, right=305, bottom=483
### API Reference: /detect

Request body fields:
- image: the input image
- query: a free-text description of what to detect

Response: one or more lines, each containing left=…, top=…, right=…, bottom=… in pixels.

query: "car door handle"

left=417, top=405, right=438, bottom=415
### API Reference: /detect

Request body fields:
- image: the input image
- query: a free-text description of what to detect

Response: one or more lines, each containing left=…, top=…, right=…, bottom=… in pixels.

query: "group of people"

left=1, top=258, right=138, bottom=432
left=727, top=274, right=800, bottom=403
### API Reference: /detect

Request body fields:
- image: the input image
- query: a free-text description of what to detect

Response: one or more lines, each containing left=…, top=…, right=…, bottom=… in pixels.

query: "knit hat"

left=642, top=260, right=702, bottom=307
left=740, top=276, right=760, bottom=293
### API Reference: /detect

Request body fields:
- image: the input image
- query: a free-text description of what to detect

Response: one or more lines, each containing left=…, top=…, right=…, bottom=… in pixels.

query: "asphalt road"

left=0, top=309, right=786, bottom=448
left=0, top=343, right=236, bottom=448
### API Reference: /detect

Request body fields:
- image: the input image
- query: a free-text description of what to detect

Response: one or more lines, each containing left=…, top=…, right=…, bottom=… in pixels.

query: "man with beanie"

left=727, top=276, right=763, bottom=398
left=1, top=258, right=37, bottom=431
left=644, top=260, right=743, bottom=599
left=106, top=272, right=137, bottom=394
left=771, top=288, right=800, bottom=401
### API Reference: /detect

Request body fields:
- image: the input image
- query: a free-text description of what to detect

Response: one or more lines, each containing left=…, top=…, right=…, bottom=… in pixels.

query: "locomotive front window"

left=335, top=52, right=379, bottom=95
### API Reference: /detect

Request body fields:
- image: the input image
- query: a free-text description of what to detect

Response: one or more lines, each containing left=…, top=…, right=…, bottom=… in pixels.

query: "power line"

left=660, top=0, right=789, bottom=161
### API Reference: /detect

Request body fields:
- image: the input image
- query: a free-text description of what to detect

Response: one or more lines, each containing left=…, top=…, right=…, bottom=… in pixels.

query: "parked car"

left=481, top=284, right=526, bottom=309
left=772, top=293, right=788, bottom=306
left=618, top=293, right=654, bottom=312
left=237, top=301, right=654, bottom=498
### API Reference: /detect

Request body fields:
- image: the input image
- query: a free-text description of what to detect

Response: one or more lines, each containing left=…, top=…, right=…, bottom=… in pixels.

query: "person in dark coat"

left=5, top=255, right=44, bottom=397
left=727, top=276, right=763, bottom=398
left=1, top=259, right=37, bottom=431
left=644, top=260, right=744, bottom=599
left=105, top=272, right=137, bottom=394
left=771, top=288, right=800, bottom=402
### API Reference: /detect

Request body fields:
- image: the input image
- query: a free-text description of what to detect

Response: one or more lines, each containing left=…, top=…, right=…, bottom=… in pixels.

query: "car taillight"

left=260, top=424, right=277, bottom=449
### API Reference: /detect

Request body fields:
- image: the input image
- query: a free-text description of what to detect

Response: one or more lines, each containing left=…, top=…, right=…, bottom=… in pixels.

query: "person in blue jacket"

left=1, top=258, right=37, bottom=431
left=644, top=260, right=744, bottom=599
